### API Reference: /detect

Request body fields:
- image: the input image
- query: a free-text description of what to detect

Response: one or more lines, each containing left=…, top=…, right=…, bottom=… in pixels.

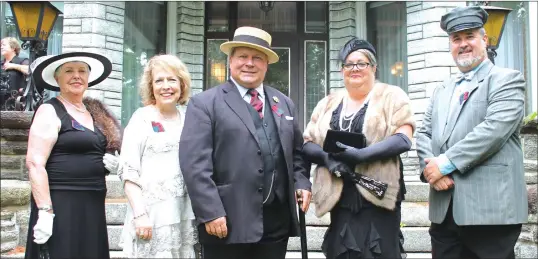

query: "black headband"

left=339, top=38, right=377, bottom=63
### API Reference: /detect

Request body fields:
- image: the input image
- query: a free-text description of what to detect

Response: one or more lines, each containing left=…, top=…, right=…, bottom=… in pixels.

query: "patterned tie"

left=248, top=89, right=263, bottom=118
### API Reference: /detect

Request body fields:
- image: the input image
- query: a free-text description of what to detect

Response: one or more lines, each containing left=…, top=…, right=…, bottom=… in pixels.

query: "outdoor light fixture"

left=7, top=1, right=62, bottom=111
left=481, top=5, right=512, bottom=64
left=259, top=1, right=275, bottom=14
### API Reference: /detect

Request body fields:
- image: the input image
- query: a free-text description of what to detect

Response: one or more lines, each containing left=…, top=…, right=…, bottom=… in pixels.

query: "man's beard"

left=455, top=50, right=484, bottom=68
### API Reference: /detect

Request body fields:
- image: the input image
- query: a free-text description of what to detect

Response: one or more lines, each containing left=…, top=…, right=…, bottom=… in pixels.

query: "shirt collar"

left=230, top=77, right=264, bottom=99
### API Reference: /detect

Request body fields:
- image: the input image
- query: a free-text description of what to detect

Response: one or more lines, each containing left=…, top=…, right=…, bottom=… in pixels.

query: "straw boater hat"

left=32, top=52, right=112, bottom=91
left=220, top=26, right=279, bottom=64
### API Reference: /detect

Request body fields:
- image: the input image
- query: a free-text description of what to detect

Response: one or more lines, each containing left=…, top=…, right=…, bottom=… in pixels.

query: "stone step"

left=105, top=200, right=430, bottom=227
left=0, top=251, right=433, bottom=259
left=105, top=175, right=431, bottom=202
left=105, top=225, right=432, bottom=252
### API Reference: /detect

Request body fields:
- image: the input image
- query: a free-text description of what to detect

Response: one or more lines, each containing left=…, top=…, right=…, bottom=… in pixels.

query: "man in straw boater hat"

left=416, top=6, right=527, bottom=259
left=179, top=26, right=312, bottom=258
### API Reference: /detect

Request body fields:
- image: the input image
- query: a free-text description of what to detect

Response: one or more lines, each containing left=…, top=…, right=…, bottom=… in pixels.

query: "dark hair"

left=339, top=38, right=377, bottom=63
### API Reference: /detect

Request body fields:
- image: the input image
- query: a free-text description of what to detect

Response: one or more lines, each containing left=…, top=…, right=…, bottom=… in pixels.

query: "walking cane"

left=296, top=190, right=308, bottom=259
left=39, top=243, right=50, bottom=259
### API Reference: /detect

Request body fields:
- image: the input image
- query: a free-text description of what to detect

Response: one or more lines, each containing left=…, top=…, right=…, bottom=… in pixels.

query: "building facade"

left=1, top=1, right=537, bottom=257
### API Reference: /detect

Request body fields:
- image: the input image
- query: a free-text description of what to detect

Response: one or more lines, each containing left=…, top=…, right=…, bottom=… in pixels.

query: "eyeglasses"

left=342, top=62, right=371, bottom=70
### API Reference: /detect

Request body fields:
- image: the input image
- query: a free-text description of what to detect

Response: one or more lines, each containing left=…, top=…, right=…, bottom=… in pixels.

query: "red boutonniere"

left=151, top=121, right=165, bottom=132
left=459, top=91, right=470, bottom=105
left=271, top=104, right=283, bottom=117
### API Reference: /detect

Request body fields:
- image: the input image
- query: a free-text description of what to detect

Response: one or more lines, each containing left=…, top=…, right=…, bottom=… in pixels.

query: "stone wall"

left=0, top=112, right=32, bottom=252
left=176, top=2, right=205, bottom=95
left=328, top=1, right=356, bottom=91
left=62, top=1, right=125, bottom=118
left=404, top=1, right=466, bottom=176
left=518, top=121, right=538, bottom=257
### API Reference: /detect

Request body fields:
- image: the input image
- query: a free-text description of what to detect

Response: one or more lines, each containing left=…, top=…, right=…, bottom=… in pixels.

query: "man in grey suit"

left=179, top=26, right=312, bottom=259
left=416, top=6, right=528, bottom=259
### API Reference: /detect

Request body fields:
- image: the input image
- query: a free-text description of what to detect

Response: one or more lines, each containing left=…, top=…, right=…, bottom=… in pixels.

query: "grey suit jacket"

left=416, top=59, right=528, bottom=225
left=178, top=80, right=311, bottom=244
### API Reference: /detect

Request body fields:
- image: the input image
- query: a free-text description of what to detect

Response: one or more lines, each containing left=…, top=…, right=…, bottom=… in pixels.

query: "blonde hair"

left=139, top=54, right=191, bottom=106
left=2, top=37, right=22, bottom=55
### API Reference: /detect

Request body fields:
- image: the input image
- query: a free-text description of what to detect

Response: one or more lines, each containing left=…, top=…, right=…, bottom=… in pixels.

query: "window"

left=121, top=1, right=167, bottom=126
left=367, top=2, right=408, bottom=92
left=487, top=1, right=533, bottom=114
left=205, top=39, right=229, bottom=89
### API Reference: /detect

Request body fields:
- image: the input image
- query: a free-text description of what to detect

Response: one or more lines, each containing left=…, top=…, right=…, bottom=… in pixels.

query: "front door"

left=204, top=1, right=329, bottom=129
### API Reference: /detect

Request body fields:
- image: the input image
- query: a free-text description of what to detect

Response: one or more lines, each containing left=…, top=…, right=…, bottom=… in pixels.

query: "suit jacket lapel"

left=441, top=60, right=494, bottom=145
left=439, top=80, right=455, bottom=137
left=222, top=81, right=260, bottom=146
left=264, top=86, right=282, bottom=132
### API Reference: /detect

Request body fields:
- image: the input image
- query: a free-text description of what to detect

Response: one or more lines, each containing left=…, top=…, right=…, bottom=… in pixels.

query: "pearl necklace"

left=339, top=92, right=372, bottom=132
left=59, top=95, right=87, bottom=113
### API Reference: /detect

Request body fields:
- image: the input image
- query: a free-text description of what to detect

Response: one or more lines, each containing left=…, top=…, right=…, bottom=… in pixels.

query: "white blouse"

left=118, top=105, right=196, bottom=258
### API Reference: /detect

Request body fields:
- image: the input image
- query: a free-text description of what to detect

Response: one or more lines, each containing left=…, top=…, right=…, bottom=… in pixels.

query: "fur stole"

left=303, top=82, right=415, bottom=217
left=83, top=97, right=122, bottom=153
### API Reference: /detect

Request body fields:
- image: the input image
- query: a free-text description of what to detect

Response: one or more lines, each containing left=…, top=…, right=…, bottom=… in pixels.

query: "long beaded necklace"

left=338, top=92, right=372, bottom=132
left=58, top=95, right=87, bottom=113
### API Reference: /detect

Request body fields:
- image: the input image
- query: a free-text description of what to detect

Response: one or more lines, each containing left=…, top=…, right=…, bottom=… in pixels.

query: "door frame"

left=204, top=1, right=329, bottom=129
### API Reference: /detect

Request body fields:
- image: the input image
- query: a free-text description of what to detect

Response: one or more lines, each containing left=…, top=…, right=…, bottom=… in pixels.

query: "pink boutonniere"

left=271, top=104, right=283, bottom=117
left=459, top=91, right=470, bottom=105
left=151, top=121, right=165, bottom=132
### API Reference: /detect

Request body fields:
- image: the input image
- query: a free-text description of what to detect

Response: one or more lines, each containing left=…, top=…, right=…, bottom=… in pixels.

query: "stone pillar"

left=518, top=121, right=538, bottom=258
left=404, top=1, right=465, bottom=175
left=0, top=112, right=33, bottom=251
left=176, top=2, right=205, bottom=96
left=328, top=1, right=356, bottom=92
left=61, top=1, right=125, bottom=118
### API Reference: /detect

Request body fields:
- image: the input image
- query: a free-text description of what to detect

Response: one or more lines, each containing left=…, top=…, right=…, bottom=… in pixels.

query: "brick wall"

left=328, top=1, right=356, bottom=92
left=176, top=2, right=205, bottom=96
left=61, top=1, right=125, bottom=118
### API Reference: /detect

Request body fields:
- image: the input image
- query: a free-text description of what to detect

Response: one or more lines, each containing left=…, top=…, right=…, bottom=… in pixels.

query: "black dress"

left=321, top=101, right=406, bottom=259
left=25, top=98, right=110, bottom=259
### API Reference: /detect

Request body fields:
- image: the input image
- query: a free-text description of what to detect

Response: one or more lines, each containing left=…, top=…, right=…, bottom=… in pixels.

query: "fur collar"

left=304, top=82, right=415, bottom=217
left=83, top=97, right=122, bottom=153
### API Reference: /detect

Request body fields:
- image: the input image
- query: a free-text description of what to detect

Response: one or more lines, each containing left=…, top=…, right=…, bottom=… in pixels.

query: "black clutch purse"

left=323, top=129, right=366, bottom=153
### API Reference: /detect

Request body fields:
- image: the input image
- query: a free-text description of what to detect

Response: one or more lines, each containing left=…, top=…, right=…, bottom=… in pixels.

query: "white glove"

left=103, top=151, right=120, bottom=174
left=33, top=210, right=55, bottom=244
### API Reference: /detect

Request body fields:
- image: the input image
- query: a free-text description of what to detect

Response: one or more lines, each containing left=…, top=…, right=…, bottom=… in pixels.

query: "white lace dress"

left=118, top=106, right=197, bottom=258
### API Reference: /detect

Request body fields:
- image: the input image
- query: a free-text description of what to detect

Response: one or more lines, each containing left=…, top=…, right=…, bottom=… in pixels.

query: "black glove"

left=331, top=133, right=412, bottom=165
left=302, top=142, right=356, bottom=182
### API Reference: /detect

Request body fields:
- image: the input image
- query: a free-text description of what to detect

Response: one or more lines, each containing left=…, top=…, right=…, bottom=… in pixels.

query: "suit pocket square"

left=285, top=116, right=294, bottom=120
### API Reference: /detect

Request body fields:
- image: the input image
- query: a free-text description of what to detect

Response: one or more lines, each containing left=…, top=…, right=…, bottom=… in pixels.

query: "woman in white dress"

left=118, top=54, right=197, bottom=258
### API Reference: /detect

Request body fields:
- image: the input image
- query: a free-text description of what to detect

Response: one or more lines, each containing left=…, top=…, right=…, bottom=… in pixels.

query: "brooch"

left=272, top=96, right=279, bottom=103
left=151, top=121, right=165, bottom=132
left=71, top=119, right=85, bottom=131
left=459, top=91, right=469, bottom=105
left=271, top=104, right=283, bottom=117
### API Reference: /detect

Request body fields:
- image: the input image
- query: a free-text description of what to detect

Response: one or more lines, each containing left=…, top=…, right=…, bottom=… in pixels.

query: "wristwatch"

left=38, top=205, right=53, bottom=212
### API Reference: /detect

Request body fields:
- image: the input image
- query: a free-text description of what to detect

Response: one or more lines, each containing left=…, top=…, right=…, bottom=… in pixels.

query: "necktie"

left=248, top=89, right=263, bottom=118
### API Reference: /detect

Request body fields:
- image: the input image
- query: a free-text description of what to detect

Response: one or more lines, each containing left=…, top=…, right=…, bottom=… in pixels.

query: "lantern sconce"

left=259, top=1, right=275, bottom=14
left=481, top=3, right=512, bottom=64
left=7, top=1, right=62, bottom=111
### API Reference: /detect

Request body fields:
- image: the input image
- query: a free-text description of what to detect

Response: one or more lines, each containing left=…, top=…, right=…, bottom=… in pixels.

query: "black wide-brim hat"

left=32, top=52, right=112, bottom=91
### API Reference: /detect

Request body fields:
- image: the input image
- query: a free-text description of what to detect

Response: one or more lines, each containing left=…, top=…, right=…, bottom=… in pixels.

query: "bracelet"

left=133, top=212, right=147, bottom=219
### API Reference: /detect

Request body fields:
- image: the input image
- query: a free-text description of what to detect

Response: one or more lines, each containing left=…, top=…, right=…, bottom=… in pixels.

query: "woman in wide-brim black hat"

left=25, top=52, right=122, bottom=259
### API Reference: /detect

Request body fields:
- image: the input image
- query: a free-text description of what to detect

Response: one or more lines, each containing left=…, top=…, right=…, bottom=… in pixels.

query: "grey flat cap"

left=440, top=6, right=489, bottom=34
